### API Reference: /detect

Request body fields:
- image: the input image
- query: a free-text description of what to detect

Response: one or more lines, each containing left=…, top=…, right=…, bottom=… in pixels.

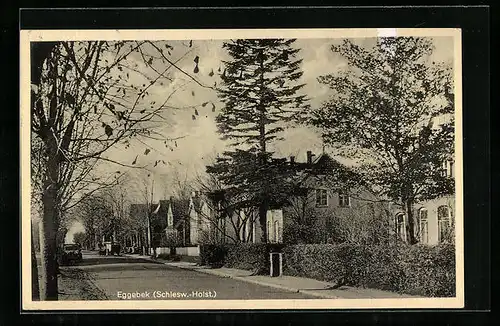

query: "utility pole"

left=146, top=183, right=151, bottom=255
left=146, top=178, right=154, bottom=256
left=150, top=179, right=155, bottom=257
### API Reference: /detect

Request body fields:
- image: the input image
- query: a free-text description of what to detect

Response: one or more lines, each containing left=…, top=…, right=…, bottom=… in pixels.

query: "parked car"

left=101, top=241, right=121, bottom=255
left=59, top=243, right=83, bottom=265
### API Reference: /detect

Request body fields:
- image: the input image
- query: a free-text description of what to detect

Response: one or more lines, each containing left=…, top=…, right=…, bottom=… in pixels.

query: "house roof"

left=291, top=153, right=363, bottom=189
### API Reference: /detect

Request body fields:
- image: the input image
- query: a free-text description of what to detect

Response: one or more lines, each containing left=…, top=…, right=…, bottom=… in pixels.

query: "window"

left=267, top=221, right=273, bottom=242
left=252, top=219, right=256, bottom=243
left=217, top=218, right=226, bottom=243
left=419, top=208, right=429, bottom=244
left=448, top=161, right=454, bottom=178
left=339, top=191, right=351, bottom=207
left=438, top=206, right=452, bottom=243
left=315, top=189, right=328, bottom=207
left=244, top=217, right=250, bottom=242
left=167, top=212, right=173, bottom=227
left=243, top=214, right=256, bottom=243
left=441, top=160, right=454, bottom=177
left=395, top=213, right=406, bottom=241
left=274, top=220, right=280, bottom=243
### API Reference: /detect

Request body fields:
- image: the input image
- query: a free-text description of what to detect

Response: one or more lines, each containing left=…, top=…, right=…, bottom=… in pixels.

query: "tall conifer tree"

left=208, top=39, right=308, bottom=242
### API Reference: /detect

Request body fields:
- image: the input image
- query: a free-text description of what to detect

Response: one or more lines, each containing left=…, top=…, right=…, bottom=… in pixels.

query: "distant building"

left=280, top=151, right=390, bottom=244
left=128, top=197, right=191, bottom=251
left=188, top=191, right=212, bottom=245
left=188, top=151, right=455, bottom=246
left=392, top=157, right=456, bottom=245
left=189, top=151, right=389, bottom=245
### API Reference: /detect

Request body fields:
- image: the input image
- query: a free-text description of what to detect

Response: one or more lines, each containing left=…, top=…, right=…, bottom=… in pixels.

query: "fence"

left=153, top=246, right=200, bottom=257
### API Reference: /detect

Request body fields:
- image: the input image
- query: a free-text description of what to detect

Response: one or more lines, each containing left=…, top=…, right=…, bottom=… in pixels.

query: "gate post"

left=269, top=252, right=283, bottom=277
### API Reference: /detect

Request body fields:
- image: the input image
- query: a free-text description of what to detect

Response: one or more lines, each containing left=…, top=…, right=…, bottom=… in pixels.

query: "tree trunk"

left=405, top=199, right=417, bottom=244
left=39, top=46, right=62, bottom=300
left=40, top=184, right=59, bottom=300
left=31, top=225, right=40, bottom=301
left=40, top=131, right=60, bottom=300
left=259, top=202, right=268, bottom=243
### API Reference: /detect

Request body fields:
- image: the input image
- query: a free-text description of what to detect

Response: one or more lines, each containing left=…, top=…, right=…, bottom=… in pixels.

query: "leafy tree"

left=208, top=39, right=308, bottom=241
left=72, top=232, right=86, bottom=247
left=76, top=193, right=114, bottom=249
left=309, top=37, right=454, bottom=244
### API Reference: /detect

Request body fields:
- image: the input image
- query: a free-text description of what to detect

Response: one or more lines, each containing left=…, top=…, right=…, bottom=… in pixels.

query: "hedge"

left=199, top=242, right=455, bottom=297
left=199, top=244, right=228, bottom=268
left=157, top=253, right=181, bottom=261
left=199, top=243, right=284, bottom=274
left=282, top=242, right=456, bottom=297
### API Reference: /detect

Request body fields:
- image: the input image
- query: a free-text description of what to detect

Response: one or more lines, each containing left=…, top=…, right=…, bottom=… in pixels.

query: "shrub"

left=224, top=243, right=268, bottom=273
left=225, top=243, right=285, bottom=274
left=199, top=244, right=228, bottom=268
left=282, top=242, right=456, bottom=297
left=199, top=243, right=285, bottom=274
left=157, top=253, right=181, bottom=261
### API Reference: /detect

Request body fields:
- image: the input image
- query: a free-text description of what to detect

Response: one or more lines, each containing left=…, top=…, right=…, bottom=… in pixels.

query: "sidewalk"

left=125, top=254, right=423, bottom=299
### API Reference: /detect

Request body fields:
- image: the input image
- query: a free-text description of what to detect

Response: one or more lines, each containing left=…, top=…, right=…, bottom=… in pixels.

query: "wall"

left=266, top=209, right=283, bottom=243
left=392, top=195, right=455, bottom=245
left=155, top=246, right=200, bottom=256
left=282, top=180, right=390, bottom=244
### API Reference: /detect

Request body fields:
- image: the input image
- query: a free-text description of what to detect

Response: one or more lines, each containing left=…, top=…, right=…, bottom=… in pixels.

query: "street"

left=57, top=251, right=314, bottom=300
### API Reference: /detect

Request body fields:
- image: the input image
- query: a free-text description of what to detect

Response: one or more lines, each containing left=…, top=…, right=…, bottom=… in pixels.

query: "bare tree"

left=75, top=193, right=114, bottom=250
left=194, top=172, right=259, bottom=244
left=30, top=40, right=207, bottom=300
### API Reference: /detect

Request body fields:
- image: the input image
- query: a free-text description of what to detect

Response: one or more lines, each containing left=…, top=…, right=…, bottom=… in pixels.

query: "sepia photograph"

left=20, top=28, right=463, bottom=310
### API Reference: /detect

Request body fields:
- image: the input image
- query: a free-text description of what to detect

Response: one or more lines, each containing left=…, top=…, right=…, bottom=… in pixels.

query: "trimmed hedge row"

left=157, top=253, right=181, bottom=261
left=282, top=243, right=455, bottom=297
left=199, top=242, right=455, bottom=297
left=199, top=245, right=228, bottom=268
left=199, top=243, right=284, bottom=274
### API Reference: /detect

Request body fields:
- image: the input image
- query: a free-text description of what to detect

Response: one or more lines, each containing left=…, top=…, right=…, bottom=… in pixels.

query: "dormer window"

left=339, top=191, right=351, bottom=207
left=315, top=189, right=328, bottom=207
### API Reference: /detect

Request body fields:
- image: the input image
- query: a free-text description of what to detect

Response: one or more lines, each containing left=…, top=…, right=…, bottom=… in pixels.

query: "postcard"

left=20, top=27, right=463, bottom=310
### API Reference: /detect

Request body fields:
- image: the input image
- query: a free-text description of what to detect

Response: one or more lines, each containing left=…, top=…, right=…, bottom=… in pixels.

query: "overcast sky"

left=94, top=37, right=454, bottom=200
left=64, top=36, right=455, bottom=241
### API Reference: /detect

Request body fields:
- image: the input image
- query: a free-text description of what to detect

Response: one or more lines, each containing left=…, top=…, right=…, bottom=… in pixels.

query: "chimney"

left=306, top=151, right=315, bottom=165
left=290, top=156, right=295, bottom=164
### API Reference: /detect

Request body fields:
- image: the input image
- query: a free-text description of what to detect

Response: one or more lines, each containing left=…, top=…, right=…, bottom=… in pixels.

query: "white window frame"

left=448, top=160, right=454, bottom=178
left=217, top=217, right=226, bottom=243
left=419, top=208, right=429, bottom=244
left=339, top=191, right=351, bottom=207
left=251, top=218, right=256, bottom=243
left=267, top=220, right=273, bottom=243
left=274, top=220, right=280, bottom=244
left=437, top=205, right=452, bottom=243
left=395, top=213, right=406, bottom=242
left=441, top=159, right=454, bottom=177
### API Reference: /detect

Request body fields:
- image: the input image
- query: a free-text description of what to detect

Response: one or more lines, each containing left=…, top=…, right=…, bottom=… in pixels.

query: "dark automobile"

left=98, top=242, right=121, bottom=255
left=60, top=243, right=83, bottom=264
